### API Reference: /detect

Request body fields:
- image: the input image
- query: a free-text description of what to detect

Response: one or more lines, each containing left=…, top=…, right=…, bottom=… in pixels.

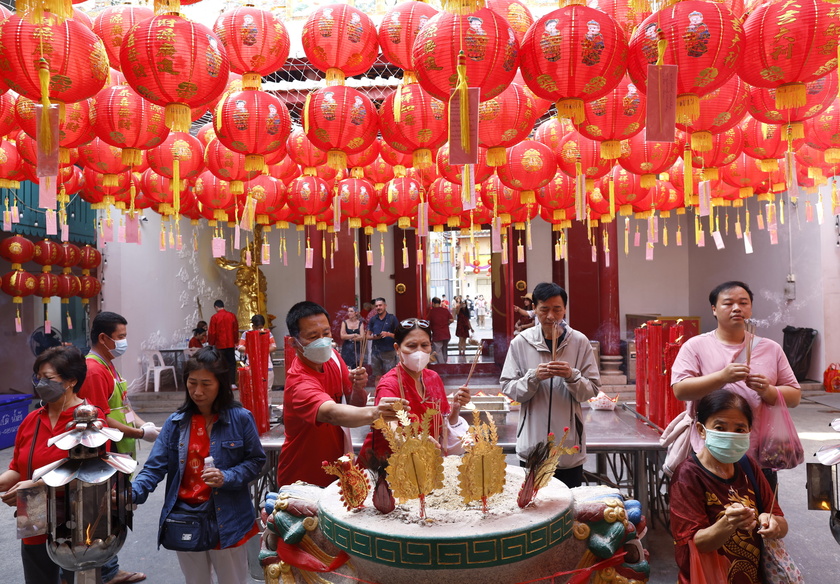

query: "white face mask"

left=299, top=337, right=333, bottom=364
left=110, top=337, right=128, bottom=357
left=402, top=350, right=430, bottom=372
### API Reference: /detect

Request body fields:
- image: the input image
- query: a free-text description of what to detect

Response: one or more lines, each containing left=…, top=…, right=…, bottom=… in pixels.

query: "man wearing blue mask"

left=277, top=301, right=404, bottom=488
left=79, top=311, right=157, bottom=584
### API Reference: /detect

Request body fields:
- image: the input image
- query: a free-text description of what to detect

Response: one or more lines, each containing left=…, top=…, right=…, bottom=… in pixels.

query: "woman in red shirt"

left=0, top=346, right=96, bottom=584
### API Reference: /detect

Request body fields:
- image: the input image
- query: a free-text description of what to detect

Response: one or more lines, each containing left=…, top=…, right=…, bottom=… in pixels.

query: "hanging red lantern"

left=497, top=139, right=558, bottom=204
left=577, top=77, right=645, bottom=160
left=628, top=1, right=744, bottom=122
left=436, top=143, right=493, bottom=184
left=91, top=85, right=169, bottom=166
left=205, top=138, right=260, bottom=195
left=338, top=177, right=378, bottom=228
left=748, top=74, right=838, bottom=141
left=536, top=172, right=576, bottom=223
left=120, top=14, right=230, bottom=132
left=56, top=273, right=80, bottom=305
left=57, top=242, right=80, bottom=273
left=379, top=141, right=413, bottom=176
left=140, top=168, right=179, bottom=205
left=689, top=126, right=743, bottom=180
left=146, top=132, right=206, bottom=213
left=0, top=91, right=17, bottom=138
left=0, top=138, right=24, bottom=188
left=739, top=0, right=837, bottom=111
left=305, top=86, right=379, bottom=170
left=479, top=174, right=519, bottom=223
left=677, top=74, right=749, bottom=152
left=302, top=4, right=379, bottom=85
left=213, top=6, right=290, bottom=88
left=58, top=164, right=84, bottom=196
left=78, top=245, right=101, bottom=275
left=0, top=13, right=109, bottom=105
left=379, top=1, right=439, bottom=79
left=346, top=140, right=381, bottom=178
left=478, top=83, right=539, bottom=166
left=461, top=201, right=495, bottom=227
left=556, top=131, right=615, bottom=184
left=92, top=4, right=155, bottom=71
left=0, top=235, right=35, bottom=269
left=35, top=271, right=60, bottom=304
left=213, top=89, right=291, bottom=171
left=81, top=168, right=132, bottom=208
left=32, top=239, right=62, bottom=273
left=720, top=153, right=768, bottom=199
left=487, top=0, right=534, bottom=45
left=742, top=116, right=804, bottom=173
left=287, top=175, right=331, bottom=225
left=382, top=176, right=423, bottom=229
left=428, top=177, right=464, bottom=228
left=804, top=99, right=840, bottom=163
left=602, top=166, right=653, bottom=216
left=78, top=275, right=101, bottom=305
left=15, top=96, right=94, bottom=162
left=594, top=0, right=652, bottom=38
left=79, top=137, right=129, bottom=186
left=2, top=269, right=37, bottom=303
left=193, top=170, right=234, bottom=223
left=268, top=156, right=302, bottom=186
left=412, top=7, right=519, bottom=102
left=196, top=121, right=217, bottom=146
left=248, top=175, right=286, bottom=225
left=534, top=117, right=574, bottom=152
left=619, top=131, right=683, bottom=187
left=520, top=5, right=627, bottom=123
left=404, top=163, right=436, bottom=191
left=379, top=84, right=448, bottom=168
left=287, top=128, right=328, bottom=175
left=652, top=181, right=685, bottom=215
left=365, top=155, right=397, bottom=188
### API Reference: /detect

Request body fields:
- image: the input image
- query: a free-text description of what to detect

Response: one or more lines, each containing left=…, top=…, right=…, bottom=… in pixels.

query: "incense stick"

left=745, top=319, right=756, bottom=366
left=551, top=321, right=559, bottom=362
left=463, top=340, right=483, bottom=387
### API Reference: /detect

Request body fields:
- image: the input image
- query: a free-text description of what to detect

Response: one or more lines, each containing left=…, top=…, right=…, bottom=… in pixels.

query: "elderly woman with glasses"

left=359, top=319, right=472, bottom=466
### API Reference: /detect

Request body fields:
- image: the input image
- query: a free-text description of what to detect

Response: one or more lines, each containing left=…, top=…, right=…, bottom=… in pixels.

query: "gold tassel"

left=759, top=158, right=779, bottom=173
left=447, top=216, right=460, bottom=227
left=122, top=148, right=142, bottom=166
left=403, top=70, right=418, bottom=84
left=683, top=146, right=693, bottom=199
left=676, top=94, right=700, bottom=123
left=600, top=140, right=622, bottom=160
left=103, top=174, right=119, bottom=187
left=640, top=173, right=656, bottom=189
left=164, top=103, right=191, bottom=132
left=325, top=68, right=345, bottom=85
left=173, top=158, right=181, bottom=217
left=705, top=167, right=719, bottom=181
left=486, top=146, right=506, bottom=166
left=242, top=73, right=261, bottom=90
left=788, top=122, right=804, bottom=140
left=413, top=148, right=433, bottom=167
left=245, top=154, right=264, bottom=172
left=231, top=180, right=244, bottom=195
left=774, top=82, right=806, bottom=110
left=520, top=190, right=535, bottom=204
left=454, top=51, right=470, bottom=154
left=327, top=150, right=347, bottom=170
left=608, top=175, right=615, bottom=219
left=303, top=93, right=312, bottom=135
left=37, top=58, right=53, bottom=155
left=691, top=131, right=713, bottom=152
left=826, top=148, right=840, bottom=164
left=656, top=39, right=667, bottom=67
left=557, top=98, right=585, bottom=124
left=394, top=84, right=404, bottom=123
left=740, top=186, right=753, bottom=198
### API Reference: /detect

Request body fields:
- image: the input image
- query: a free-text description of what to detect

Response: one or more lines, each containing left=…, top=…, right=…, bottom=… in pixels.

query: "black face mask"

left=34, top=379, right=66, bottom=403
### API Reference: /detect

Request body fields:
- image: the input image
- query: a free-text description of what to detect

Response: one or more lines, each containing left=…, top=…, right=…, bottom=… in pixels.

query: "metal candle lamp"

left=32, top=404, right=137, bottom=583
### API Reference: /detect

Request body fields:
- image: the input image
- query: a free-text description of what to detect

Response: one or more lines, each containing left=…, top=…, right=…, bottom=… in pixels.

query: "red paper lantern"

left=478, top=83, right=539, bottom=166
left=689, top=126, right=743, bottom=181
left=594, top=0, right=652, bottom=38
left=248, top=175, right=286, bottom=225
left=379, top=84, right=447, bottom=168
left=720, top=153, right=768, bottom=199
left=81, top=168, right=132, bottom=208
left=738, top=0, right=838, bottom=111
left=57, top=242, right=80, bottom=272
left=520, top=6, right=627, bottom=123
left=287, top=175, right=331, bottom=225
left=536, top=171, right=576, bottom=222
left=652, top=181, right=685, bottom=215
left=0, top=235, right=35, bottom=269
left=91, top=85, right=169, bottom=166
left=140, top=168, right=179, bottom=205
left=56, top=273, right=80, bottom=304
left=0, top=14, right=109, bottom=105
left=1, top=270, right=37, bottom=303
left=0, top=91, right=16, bottom=138
left=196, top=121, right=217, bottom=146
left=412, top=7, right=519, bottom=102
left=214, top=89, right=291, bottom=171
left=436, top=143, right=493, bottom=184
left=305, top=86, right=379, bottom=170
left=479, top=174, right=519, bottom=223
left=487, top=0, right=534, bottom=45
left=556, top=131, right=615, bottom=183
left=365, top=155, right=396, bottom=188
left=338, top=177, right=378, bottom=228
left=205, top=138, right=260, bottom=195
left=497, top=140, right=558, bottom=204
left=619, top=131, right=683, bottom=187
left=32, top=239, right=62, bottom=272
left=58, top=164, right=84, bottom=196
left=287, top=128, right=328, bottom=175
left=382, top=176, right=423, bottom=228
left=804, top=99, right=840, bottom=163
left=35, top=272, right=60, bottom=304
left=603, top=166, right=653, bottom=215
left=78, top=245, right=101, bottom=274
left=92, top=5, right=155, bottom=71
left=379, top=1, right=439, bottom=77
left=213, top=6, right=290, bottom=86
left=742, top=116, right=804, bottom=173
left=577, top=77, right=645, bottom=160
left=79, top=137, right=129, bottom=186
left=301, top=4, right=379, bottom=84
left=346, top=140, right=381, bottom=177
left=146, top=132, right=205, bottom=182
left=748, top=75, right=838, bottom=141
left=193, top=170, right=234, bottom=222
left=379, top=141, right=413, bottom=175
left=628, top=1, right=744, bottom=122
left=428, top=177, right=465, bottom=227
left=0, top=138, right=24, bottom=188
left=15, top=96, right=95, bottom=163
left=461, top=201, right=495, bottom=227
left=268, top=156, right=302, bottom=185
left=676, top=74, right=749, bottom=152
left=78, top=274, right=101, bottom=305
left=120, top=14, right=230, bottom=132
left=534, top=117, right=574, bottom=152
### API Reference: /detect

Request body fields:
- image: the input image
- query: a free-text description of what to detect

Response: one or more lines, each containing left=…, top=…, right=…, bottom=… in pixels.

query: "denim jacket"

left=131, top=405, right=267, bottom=549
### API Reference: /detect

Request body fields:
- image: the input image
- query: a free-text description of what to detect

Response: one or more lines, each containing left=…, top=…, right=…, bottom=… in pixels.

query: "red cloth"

left=79, top=353, right=119, bottom=415
left=426, top=306, right=452, bottom=342
left=188, top=337, right=204, bottom=348
left=10, top=403, right=105, bottom=544
left=359, top=365, right=450, bottom=464
left=277, top=351, right=351, bottom=488
left=208, top=309, right=239, bottom=349
left=178, top=414, right=214, bottom=504
left=669, top=454, right=783, bottom=584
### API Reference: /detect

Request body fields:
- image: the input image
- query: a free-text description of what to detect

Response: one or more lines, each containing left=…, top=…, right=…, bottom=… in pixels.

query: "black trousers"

left=220, top=347, right=237, bottom=385
left=21, top=541, right=74, bottom=584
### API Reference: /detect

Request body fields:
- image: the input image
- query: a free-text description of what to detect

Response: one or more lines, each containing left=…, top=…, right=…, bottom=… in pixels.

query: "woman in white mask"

left=359, top=319, right=471, bottom=464
left=669, top=388, right=788, bottom=583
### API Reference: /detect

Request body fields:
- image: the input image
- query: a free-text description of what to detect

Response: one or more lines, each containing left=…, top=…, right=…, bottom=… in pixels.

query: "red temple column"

left=566, top=221, right=600, bottom=339
left=391, top=228, right=425, bottom=320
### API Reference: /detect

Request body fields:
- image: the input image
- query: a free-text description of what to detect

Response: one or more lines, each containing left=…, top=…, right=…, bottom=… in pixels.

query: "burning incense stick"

left=745, top=319, right=757, bottom=366
left=463, top=340, right=483, bottom=387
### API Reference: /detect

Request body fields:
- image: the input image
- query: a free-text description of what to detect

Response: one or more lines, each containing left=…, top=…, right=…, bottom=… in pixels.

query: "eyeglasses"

left=400, top=319, right=430, bottom=329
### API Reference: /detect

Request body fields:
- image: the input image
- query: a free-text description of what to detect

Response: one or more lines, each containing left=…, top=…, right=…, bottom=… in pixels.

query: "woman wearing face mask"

left=0, top=346, right=103, bottom=584
left=359, top=319, right=471, bottom=465
left=669, top=388, right=787, bottom=584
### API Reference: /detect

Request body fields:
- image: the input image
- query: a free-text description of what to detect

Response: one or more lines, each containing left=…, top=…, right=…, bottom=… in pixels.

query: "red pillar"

left=597, top=221, right=620, bottom=356
left=566, top=221, right=601, bottom=339
left=392, top=228, right=424, bottom=320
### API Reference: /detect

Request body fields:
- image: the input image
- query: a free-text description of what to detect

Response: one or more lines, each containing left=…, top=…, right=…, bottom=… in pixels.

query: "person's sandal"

left=105, top=570, right=147, bottom=584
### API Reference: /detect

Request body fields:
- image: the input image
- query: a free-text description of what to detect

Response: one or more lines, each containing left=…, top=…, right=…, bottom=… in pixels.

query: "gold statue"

left=215, top=225, right=269, bottom=329
left=458, top=410, right=507, bottom=513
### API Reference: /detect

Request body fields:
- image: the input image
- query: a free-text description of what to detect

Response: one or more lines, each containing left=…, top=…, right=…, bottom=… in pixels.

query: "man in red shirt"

left=208, top=299, right=240, bottom=386
left=277, top=301, right=405, bottom=487
left=426, top=297, right=454, bottom=363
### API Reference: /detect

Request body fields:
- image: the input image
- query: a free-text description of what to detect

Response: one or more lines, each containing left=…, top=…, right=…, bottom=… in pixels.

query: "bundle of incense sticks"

left=463, top=340, right=483, bottom=387
left=357, top=331, right=370, bottom=367
left=551, top=321, right=560, bottom=362
left=745, top=319, right=757, bottom=366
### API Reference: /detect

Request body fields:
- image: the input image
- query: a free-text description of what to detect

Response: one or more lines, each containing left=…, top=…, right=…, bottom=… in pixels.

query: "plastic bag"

left=757, top=398, right=804, bottom=470
left=688, top=539, right=728, bottom=584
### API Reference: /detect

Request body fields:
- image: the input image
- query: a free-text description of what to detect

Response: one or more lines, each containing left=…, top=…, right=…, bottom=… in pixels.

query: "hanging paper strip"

left=500, top=232, right=508, bottom=264
left=40, top=176, right=58, bottom=211
left=491, top=217, right=502, bottom=253
left=35, top=105, right=60, bottom=182
left=212, top=236, right=225, bottom=258
left=698, top=181, right=711, bottom=217
left=263, top=242, right=271, bottom=265
left=234, top=225, right=242, bottom=250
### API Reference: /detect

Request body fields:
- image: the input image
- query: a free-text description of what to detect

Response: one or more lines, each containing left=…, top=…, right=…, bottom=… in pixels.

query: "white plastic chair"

left=146, top=350, right=178, bottom=392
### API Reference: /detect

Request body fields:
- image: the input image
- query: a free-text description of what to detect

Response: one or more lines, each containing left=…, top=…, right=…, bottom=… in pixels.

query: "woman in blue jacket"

left=131, top=347, right=266, bottom=584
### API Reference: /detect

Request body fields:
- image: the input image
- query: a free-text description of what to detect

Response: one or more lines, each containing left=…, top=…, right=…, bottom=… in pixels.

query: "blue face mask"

left=704, top=428, right=751, bottom=464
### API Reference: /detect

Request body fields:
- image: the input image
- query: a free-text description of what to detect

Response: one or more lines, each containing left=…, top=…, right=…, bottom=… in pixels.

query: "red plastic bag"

left=688, top=539, right=728, bottom=584
left=824, top=363, right=840, bottom=393
left=757, top=397, right=805, bottom=470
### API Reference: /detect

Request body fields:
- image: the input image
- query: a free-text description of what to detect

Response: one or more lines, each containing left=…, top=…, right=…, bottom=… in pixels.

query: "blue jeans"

left=100, top=555, right=119, bottom=583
